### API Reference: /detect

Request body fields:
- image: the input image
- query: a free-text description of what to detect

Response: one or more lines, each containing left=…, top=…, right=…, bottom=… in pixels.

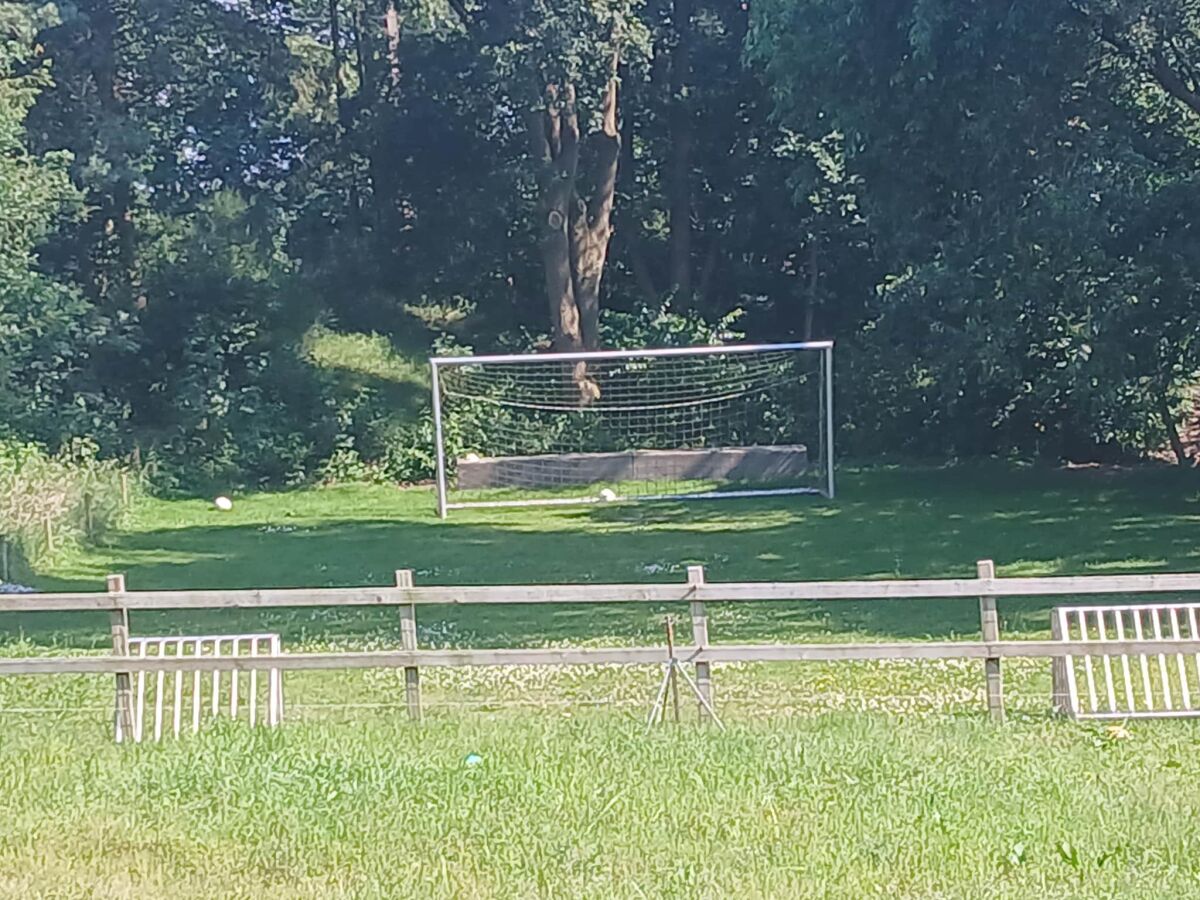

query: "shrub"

left=0, top=438, right=136, bottom=575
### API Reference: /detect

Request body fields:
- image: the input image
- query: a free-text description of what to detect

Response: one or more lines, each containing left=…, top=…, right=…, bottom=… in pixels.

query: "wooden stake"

left=43, top=517, right=53, bottom=555
left=0, top=537, right=8, bottom=583
left=83, top=491, right=94, bottom=538
left=107, top=574, right=135, bottom=742
left=396, top=569, right=421, bottom=721
left=688, top=565, right=712, bottom=720
left=120, top=471, right=130, bottom=508
left=977, top=559, right=1004, bottom=722
left=665, top=616, right=681, bottom=724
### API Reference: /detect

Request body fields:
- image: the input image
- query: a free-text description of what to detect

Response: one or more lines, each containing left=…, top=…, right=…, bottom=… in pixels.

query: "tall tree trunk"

left=570, top=66, right=620, bottom=352
left=329, top=0, right=345, bottom=113
left=529, top=53, right=622, bottom=358
left=529, top=85, right=584, bottom=352
left=89, top=0, right=138, bottom=308
left=1159, top=386, right=1190, bottom=465
left=329, top=0, right=364, bottom=224
left=803, top=241, right=819, bottom=341
left=529, top=57, right=622, bottom=402
left=627, top=238, right=661, bottom=305
left=356, top=1, right=403, bottom=233
left=694, top=234, right=719, bottom=311
left=384, top=1, right=402, bottom=89
left=667, top=0, right=693, bottom=304
left=350, top=1, right=380, bottom=227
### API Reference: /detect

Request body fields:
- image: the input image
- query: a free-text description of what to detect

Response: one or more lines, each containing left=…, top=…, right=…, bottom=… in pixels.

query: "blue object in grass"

left=464, top=753, right=483, bottom=767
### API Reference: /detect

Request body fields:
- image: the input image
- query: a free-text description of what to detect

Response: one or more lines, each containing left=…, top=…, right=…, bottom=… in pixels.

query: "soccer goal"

left=429, top=341, right=833, bottom=517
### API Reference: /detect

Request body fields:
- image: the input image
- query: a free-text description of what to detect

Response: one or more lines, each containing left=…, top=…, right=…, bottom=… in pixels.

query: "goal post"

left=430, top=341, right=834, bottom=518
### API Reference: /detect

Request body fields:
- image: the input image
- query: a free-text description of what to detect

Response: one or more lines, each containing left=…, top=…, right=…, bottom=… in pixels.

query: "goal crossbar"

left=430, top=340, right=834, bottom=368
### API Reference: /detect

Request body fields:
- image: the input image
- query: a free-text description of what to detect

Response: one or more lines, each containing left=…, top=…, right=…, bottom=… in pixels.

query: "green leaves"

left=753, top=0, right=1200, bottom=460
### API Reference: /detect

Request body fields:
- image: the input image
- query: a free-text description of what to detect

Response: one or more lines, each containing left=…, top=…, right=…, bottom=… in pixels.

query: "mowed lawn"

left=3, top=464, right=1200, bottom=897
left=15, top=461, right=1200, bottom=646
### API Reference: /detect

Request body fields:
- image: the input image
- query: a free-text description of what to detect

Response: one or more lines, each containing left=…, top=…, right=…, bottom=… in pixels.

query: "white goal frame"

left=430, top=341, right=834, bottom=518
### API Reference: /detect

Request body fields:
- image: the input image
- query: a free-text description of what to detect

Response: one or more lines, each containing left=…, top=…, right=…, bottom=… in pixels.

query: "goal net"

left=430, top=341, right=833, bottom=517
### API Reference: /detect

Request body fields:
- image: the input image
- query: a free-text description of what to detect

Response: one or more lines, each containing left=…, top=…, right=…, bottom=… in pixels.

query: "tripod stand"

left=645, top=616, right=725, bottom=732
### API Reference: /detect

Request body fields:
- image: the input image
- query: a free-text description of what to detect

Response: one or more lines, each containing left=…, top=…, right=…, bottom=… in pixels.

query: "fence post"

left=396, top=569, right=421, bottom=721
left=687, top=565, right=713, bottom=720
left=977, top=559, right=1004, bottom=722
left=107, top=573, right=135, bottom=742
left=83, top=491, right=94, bottom=539
left=120, top=470, right=131, bottom=508
left=0, top=537, right=8, bottom=583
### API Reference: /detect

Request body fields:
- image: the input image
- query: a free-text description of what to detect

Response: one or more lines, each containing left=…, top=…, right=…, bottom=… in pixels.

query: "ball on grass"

left=598, top=488, right=617, bottom=502
left=213, top=496, right=233, bottom=511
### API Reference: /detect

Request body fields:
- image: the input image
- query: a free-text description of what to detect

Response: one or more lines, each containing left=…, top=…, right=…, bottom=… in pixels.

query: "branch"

left=560, top=82, right=580, bottom=168
left=1076, top=5, right=1200, bottom=119
left=445, top=0, right=477, bottom=34
left=527, top=108, right=552, bottom=165
left=586, top=57, right=621, bottom=234
left=1150, top=46, right=1200, bottom=117
left=546, top=84, right=563, bottom=159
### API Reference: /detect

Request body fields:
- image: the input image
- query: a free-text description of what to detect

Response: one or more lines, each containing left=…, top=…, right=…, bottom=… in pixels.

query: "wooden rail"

left=5, top=563, right=1200, bottom=722
left=8, top=641, right=1200, bottom=677
left=6, top=572, right=1200, bottom=612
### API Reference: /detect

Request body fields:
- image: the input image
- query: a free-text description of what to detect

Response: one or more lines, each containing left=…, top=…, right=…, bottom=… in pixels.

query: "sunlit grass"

left=4, top=463, right=1200, bottom=896
left=299, top=325, right=428, bottom=389
left=3, top=712, right=1200, bottom=897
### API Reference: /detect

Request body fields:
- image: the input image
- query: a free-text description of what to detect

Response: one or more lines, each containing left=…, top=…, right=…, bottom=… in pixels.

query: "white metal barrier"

left=116, top=633, right=283, bottom=742
left=1053, top=604, right=1200, bottom=719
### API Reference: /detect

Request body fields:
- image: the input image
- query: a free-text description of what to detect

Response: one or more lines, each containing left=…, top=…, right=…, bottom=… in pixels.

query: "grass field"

left=4, top=463, right=1200, bottom=897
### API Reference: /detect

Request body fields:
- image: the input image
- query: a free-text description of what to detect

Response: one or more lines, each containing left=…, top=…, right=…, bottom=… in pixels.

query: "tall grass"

left=1, top=711, right=1199, bottom=897
left=0, top=438, right=136, bottom=577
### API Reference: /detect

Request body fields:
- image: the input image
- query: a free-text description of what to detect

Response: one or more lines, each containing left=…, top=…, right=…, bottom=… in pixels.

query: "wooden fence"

left=6, top=562, right=1200, bottom=725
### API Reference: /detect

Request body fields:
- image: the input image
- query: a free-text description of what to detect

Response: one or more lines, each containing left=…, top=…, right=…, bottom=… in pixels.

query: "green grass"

left=300, top=326, right=428, bottom=387
left=14, top=461, right=1200, bottom=648
left=298, top=325, right=429, bottom=421
left=4, top=463, right=1200, bottom=897
left=4, top=713, right=1200, bottom=897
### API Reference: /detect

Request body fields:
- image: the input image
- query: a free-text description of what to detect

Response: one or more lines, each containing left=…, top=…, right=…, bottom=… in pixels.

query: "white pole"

left=431, top=340, right=833, bottom=367
left=824, top=344, right=835, bottom=499
left=430, top=360, right=449, bottom=520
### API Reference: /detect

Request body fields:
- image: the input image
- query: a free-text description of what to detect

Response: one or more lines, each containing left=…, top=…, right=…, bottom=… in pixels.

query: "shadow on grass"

left=5, top=464, right=1200, bottom=650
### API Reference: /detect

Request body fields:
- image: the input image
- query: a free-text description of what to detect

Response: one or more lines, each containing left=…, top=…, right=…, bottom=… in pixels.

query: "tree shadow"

left=6, top=463, right=1200, bottom=650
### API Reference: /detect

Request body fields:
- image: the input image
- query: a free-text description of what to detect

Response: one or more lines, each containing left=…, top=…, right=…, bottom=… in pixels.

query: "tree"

left=0, top=4, right=111, bottom=443
left=749, top=0, right=1200, bottom=460
left=441, top=0, right=646, bottom=354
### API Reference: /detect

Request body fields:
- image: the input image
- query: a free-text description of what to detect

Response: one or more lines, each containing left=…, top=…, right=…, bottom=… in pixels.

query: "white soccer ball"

left=598, top=488, right=617, bottom=502
left=213, top=496, right=233, bottom=511
left=463, top=452, right=481, bottom=462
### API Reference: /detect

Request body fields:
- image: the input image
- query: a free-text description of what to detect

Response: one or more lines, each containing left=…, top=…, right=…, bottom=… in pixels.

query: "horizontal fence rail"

left=7, top=572, right=1200, bottom=612
left=10, top=641, right=1200, bottom=677
left=8, top=563, right=1200, bottom=724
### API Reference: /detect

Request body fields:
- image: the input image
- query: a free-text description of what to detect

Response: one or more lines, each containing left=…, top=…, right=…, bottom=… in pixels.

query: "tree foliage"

left=0, top=4, right=111, bottom=443
left=0, top=0, right=1198, bottom=485
left=750, top=0, right=1200, bottom=459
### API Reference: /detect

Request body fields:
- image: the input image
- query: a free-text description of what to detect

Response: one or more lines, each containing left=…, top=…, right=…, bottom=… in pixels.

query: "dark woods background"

left=3, top=0, right=1200, bottom=489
